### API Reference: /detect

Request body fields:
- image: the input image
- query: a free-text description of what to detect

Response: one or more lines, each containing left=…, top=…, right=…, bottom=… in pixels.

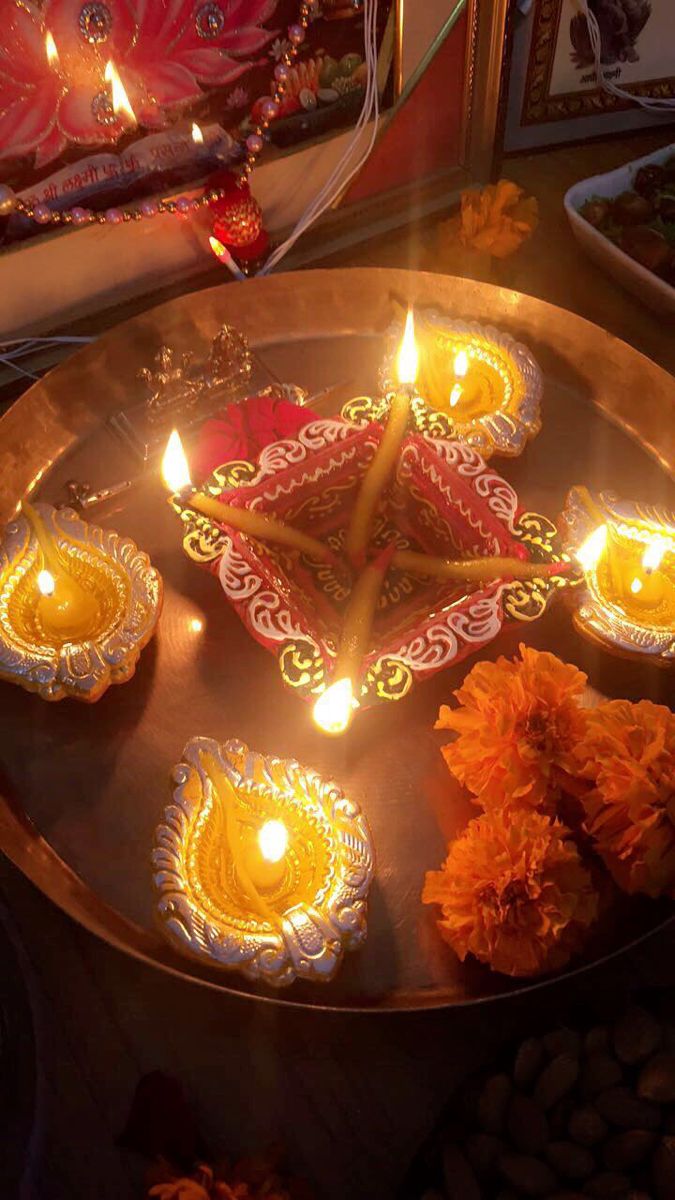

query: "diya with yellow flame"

left=562, top=486, right=675, bottom=665
left=153, top=737, right=374, bottom=987
left=0, top=501, right=162, bottom=701
left=343, top=308, right=543, bottom=460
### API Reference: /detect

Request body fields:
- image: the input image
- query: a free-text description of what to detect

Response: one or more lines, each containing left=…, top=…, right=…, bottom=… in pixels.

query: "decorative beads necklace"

left=0, top=2, right=311, bottom=237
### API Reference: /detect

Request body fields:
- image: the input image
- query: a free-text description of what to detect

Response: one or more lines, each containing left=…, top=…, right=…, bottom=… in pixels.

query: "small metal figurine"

left=137, top=325, right=253, bottom=424
left=138, top=346, right=199, bottom=424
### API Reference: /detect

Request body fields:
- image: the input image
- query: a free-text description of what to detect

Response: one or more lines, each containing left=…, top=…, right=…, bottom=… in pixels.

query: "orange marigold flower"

left=423, top=808, right=598, bottom=977
left=574, top=699, right=675, bottom=898
left=436, top=644, right=589, bottom=811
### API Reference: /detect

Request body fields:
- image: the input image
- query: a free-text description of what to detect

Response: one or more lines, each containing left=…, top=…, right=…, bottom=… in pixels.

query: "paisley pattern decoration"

left=0, top=504, right=162, bottom=701
left=346, top=310, right=543, bottom=460
left=562, top=487, right=675, bottom=662
left=152, top=737, right=374, bottom=988
left=173, top=419, right=571, bottom=708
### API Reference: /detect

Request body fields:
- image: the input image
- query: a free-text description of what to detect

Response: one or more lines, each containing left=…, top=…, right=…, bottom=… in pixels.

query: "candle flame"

left=161, top=429, right=192, bottom=493
left=37, top=569, right=55, bottom=597
left=454, top=349, right=469, bottom=378
left=209, top=235, right=227, bottom=260
left=630, top=577, right=643, bottom=595
left=45, top=30, right=59, bottom=65
left=577, top=524, right=607, bottom=573
left=258, top=819, right=288, bottom=864
left=189, top=617, right=204, bottom=633
left=396, top=309, right=418, bottom=387
left=105, top=60, right=135, bottom=123
left=312, top=677, right=356, bottom=735
left=449, top=383, right=462, bottom=409
left=191, top=122, right=204, bottom=144
left=642, top=535, right=667, bottom=574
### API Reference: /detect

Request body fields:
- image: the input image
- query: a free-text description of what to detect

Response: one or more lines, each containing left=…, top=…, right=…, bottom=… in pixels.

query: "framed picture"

left=0, top=0, right=510, bottom=335
left=503, top=0, right=675, bottom=152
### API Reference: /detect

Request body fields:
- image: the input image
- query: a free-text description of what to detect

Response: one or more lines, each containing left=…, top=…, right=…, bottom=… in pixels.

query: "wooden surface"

left=2, top=132, right=675, bottom=1199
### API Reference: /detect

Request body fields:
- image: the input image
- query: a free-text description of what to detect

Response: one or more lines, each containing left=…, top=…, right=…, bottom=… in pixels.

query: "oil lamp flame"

left=312, top=677, right=356, bottom=735
left=191, top=122, right=204, bottom=144
left=453, top=349, right=469, bottom=378
left=396, top=309, right=418, bottom=387
left=45, top=31, right=59, bottom=65
left=642, top=536, right=667, bottom=574
left=258, top=819, right=288, bottom=864
left=104, top=60, right=135, bottom=123
left=577, top=524, right=607, bottom=574
left=37, top=569, right=55, bottom=597
left=161, top=429, right=192, bottom=493
left=209, top=235, right=226, bottom=260
left=630, top=578, right=643, bottom=595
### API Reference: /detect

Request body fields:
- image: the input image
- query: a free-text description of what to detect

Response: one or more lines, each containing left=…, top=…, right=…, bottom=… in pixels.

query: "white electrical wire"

left=580, top=0, right=675, bottom=112
left=258, top=0, right=380, bottom=275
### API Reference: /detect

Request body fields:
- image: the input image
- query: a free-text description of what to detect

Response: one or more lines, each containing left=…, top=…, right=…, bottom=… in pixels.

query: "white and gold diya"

left=562, top=486, right=675, bottom=664
left=345, top=308, right=543, bottom=459
left=0, top=502, right=162, bottom=701
left=152, top=737, right=374, bottom=988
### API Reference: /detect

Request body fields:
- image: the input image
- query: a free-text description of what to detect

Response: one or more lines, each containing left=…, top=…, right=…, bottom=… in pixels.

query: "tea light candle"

left=162, top=430, right=335, bottom=564
left=344, top=309, right=417, bottom=566
left=313, top=543, right=396, bottom=735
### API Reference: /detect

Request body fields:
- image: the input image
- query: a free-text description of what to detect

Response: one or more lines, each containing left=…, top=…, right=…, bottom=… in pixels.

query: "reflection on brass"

left=138, top=325, right=253, bottom=424
left=153, top=737, right=374, bottom=988
left=0, top=504, right=162, bottom=701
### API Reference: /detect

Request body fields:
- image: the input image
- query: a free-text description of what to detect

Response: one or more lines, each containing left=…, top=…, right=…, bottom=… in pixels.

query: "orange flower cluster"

left=436, top=179, right=539, bottom=262
left=574, top=700, right=675, bottom=899
left=423, top=808, right=598, bottom=977
left=148, top=1158, right=312, bottom=1200
left=436, top=645, right=588, bottom=811
left=425, top=645, right=675, bottom=977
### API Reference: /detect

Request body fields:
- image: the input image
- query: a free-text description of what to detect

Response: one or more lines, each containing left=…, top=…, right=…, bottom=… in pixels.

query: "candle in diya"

left=161, top=430, right=334, bottom=564
left=153, top=737, right=374, bottom=987
left=562, top=485, right=675, bottom=664
left=344, top=308, right=543, bottom=460
left=0, top=501, right=162, bottom=700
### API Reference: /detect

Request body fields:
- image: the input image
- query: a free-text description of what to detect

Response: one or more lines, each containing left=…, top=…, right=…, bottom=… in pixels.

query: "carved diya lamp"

left=166, top=410, right=572, bottom=716
left=562, top=486, right=675, bottom=665
left=350, top=308, right=543, bottom=459
left=0, top=502, right=162, bottom=701
left=152, top=737, right=374, bottom=987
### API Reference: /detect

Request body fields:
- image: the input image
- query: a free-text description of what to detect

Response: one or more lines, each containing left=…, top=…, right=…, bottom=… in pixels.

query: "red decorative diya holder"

left=171, top=419, right=570, bottom=708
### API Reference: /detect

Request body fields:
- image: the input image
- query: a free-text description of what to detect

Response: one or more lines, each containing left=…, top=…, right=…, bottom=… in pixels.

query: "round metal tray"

left=0, top=268, right=673, bottom=1012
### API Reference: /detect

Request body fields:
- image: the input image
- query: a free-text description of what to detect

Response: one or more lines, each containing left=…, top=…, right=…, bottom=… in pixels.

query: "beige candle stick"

left=161, top=430, right=335, bottom=565
left=345, top=308, right=418, bottom=567
left=392, top=549, right=570, bottom=583
left=313, top=543, right=396, bottom=735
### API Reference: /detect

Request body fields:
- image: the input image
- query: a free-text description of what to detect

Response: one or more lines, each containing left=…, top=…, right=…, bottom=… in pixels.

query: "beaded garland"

left=0, top=0, right=312, bottom=249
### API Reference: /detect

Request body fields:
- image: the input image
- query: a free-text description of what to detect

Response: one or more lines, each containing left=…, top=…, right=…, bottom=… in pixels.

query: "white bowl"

left=564, top=144, right=675, bottom=316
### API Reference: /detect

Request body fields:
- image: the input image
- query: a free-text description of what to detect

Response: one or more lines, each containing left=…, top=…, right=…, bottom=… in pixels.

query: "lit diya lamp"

left=162, top=429, right=334, bottom=564
left=562, top=485, right=675, bottom=664
left=0, top=501, right=161, bottom=700
left=344, top=307, right=543, bottom=459
left=153, top=737, right=374, bottom=987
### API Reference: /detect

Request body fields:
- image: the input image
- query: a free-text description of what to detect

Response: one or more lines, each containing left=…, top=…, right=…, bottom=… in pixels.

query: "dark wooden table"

left=2, top=132, right=674, bottom=1200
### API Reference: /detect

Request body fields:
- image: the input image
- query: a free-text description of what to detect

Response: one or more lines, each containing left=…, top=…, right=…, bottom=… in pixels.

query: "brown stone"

left=595, top=1087, right=661, bottom=1131
left=534, top=1054, right=580, bottom=1111
left=477, top=1073, right=512, bottom=1135
left=602, top=1129, right=657, bottom=1170
left=582, top=1171, right=631, bottom=1197
left=653, top=1135, right=675, bottom=1200
left=546, top=1140, right=595, bottom=1180
left=637, top=1051, right=675, bottom=1103
left=499, top=1152, right=558, bottom=1196
left=514, top=1037, right=544, bottom=1088
left=581, top=1053, right=623, bottom=1097
left=568, top=1106, right=609, bottom=1147
left=507, top=1092, right=549, bottom=1155
left=441, top=1143, right=481, bottom=1200
left=614, top=1006, right=661, bottom=1066
left=463, top=1132, right=502, bottom=1176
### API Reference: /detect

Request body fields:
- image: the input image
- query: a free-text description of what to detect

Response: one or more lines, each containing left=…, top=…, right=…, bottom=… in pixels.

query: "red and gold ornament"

left=208, top=170, right=269, bottom=264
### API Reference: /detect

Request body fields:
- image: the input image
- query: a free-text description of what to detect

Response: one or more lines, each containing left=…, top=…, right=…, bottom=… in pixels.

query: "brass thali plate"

left=0, top=268, right=672, bottom=1012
